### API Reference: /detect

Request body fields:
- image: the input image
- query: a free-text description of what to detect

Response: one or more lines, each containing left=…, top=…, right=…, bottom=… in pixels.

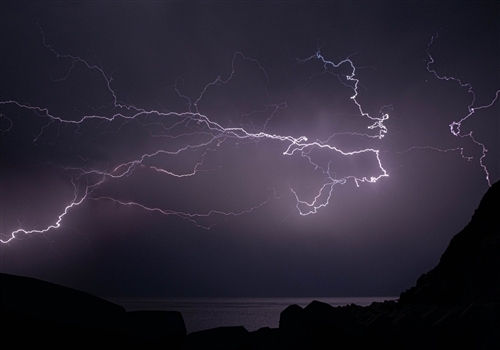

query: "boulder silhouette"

left=0, top=273, right=186, bottom=347
left=185, top=326, right=250, bottom=349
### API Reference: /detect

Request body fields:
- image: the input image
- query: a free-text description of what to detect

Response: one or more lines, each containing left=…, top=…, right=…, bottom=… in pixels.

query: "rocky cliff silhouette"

left=269, top=181, right=500, bottom=349
left=1, top=182, right=499, bottom=348
left=400, top=180, right=500, bottom=305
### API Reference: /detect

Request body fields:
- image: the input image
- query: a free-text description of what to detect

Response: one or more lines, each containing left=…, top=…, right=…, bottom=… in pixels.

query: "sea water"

left=114, top=297, right=396, bottom=333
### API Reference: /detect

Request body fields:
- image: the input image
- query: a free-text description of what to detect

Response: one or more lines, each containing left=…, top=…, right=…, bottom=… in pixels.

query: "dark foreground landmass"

left=1, top=182, right=499, bottom=349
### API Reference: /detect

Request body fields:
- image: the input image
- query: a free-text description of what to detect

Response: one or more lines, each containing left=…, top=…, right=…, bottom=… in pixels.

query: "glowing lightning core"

left=0, top=36, right=389, bottom=244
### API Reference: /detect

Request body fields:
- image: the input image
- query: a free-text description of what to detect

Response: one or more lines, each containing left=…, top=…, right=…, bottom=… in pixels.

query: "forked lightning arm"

left=1, top=36, right=392, bottom=243
left=425, top=34, right=499, bottom=187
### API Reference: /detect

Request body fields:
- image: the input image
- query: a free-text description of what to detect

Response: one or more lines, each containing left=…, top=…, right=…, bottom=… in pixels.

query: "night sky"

left=0, top=1, right=498, bottom=298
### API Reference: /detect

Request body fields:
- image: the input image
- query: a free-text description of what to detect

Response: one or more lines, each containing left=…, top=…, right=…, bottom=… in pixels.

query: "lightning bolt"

left=0, top=32, right=389, bottom=243
left=424, top=33, right=500, bottom=187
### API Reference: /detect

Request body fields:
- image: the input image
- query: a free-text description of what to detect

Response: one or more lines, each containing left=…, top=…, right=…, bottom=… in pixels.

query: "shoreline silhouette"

left=2, top=181, right=499, bottom=348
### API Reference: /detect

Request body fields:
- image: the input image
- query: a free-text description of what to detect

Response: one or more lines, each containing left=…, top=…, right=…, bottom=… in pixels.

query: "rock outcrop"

left=400, top=181, right=500, bottom=304
left=0, top=273, right=186, bottom=348
left=272, top=182, right=500, bottom=349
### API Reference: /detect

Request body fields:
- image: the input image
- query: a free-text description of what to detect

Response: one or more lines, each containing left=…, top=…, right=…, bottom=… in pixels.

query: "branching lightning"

left=0, top=33, right=390, bottom=244
left=424, top=34, right=500, bottom=186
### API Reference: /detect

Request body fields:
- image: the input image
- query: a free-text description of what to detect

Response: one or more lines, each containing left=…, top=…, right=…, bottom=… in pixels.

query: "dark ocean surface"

left=113, top=297, right=396, bottom=333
